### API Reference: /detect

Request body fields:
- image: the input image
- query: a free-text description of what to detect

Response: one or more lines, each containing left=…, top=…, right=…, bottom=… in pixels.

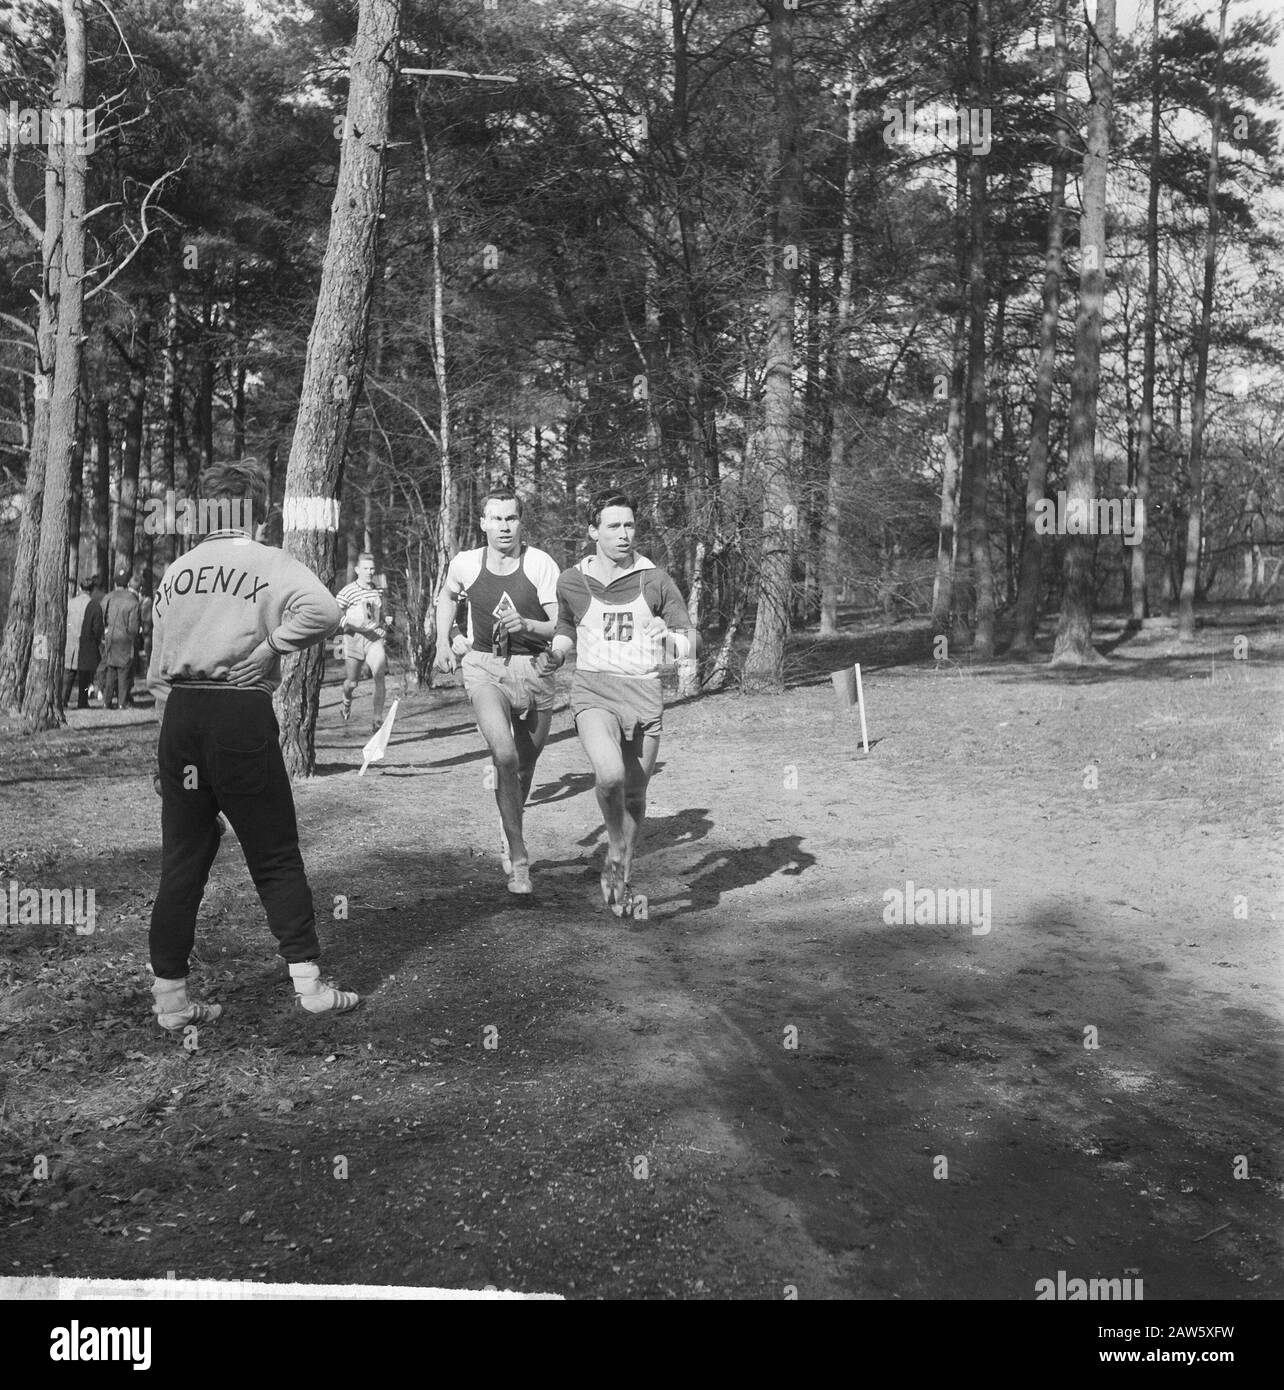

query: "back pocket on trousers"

left=212, top=739, right=269, bottom=797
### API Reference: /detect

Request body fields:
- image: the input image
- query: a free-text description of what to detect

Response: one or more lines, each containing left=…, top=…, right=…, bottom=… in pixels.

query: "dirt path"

left=1, top=608, right=1281, bottom=1298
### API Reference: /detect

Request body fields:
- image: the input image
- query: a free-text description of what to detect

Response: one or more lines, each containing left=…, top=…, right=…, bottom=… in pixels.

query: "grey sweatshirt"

left=147, top=529, right=342, bottom=702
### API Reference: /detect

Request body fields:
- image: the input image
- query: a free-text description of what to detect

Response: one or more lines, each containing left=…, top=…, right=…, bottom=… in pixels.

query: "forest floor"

left=0, top=602, right=1281, bottom=1300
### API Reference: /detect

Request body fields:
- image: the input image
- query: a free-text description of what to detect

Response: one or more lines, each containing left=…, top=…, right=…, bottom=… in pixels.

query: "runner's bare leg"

left=620, top=731, right=660, bottom=886
left=342, top=657, right=361, bottom=705
left=472, top=684, right=529, bottom=867
left=513, top=707, right=553, bottom=805
left=366, top=643, right=388, bottom=725
left=576, top=708, right=629, bottom=888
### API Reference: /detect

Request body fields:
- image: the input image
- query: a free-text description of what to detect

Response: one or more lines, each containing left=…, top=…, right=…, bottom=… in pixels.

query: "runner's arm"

left=497, top=601, right=556, bottom=643
left=373, top=590, right=392, bottom=642
left=648, top=573, right=699, bottom=660
left=433, top=566, right=464, bottom=668
left=522, top=552, right=561, bottom=645
left=539, top=580, right=579, bottom=671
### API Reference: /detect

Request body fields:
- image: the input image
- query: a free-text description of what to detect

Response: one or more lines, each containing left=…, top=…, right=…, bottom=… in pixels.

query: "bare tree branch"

left=0, top=313, right=36, bottom=340
left=366, top=376, right=441, bottom=450
left=91, top=0, right=139, bottom=71
left=4, top=146, right=43, bottom=246
left=84, top=163, right=185, bottom=303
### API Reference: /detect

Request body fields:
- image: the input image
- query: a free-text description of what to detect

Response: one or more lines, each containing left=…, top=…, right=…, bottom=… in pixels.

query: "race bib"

left=603, top=609, right=634, bottom=642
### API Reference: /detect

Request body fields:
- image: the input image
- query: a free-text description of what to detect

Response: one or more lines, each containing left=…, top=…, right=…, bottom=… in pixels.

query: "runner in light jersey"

left=537, top=491, right=698, bottom=918
left=336, top=553, right=391, bottom=734
left=434, top=490, right=560, bottom=895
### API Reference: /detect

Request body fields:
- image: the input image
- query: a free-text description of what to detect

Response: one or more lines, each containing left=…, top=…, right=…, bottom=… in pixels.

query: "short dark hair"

left=588, top=490, right=636, bottom=529
left=199, top=458, right=269, bottom=511
left=481, top=490, right=523, bottom=520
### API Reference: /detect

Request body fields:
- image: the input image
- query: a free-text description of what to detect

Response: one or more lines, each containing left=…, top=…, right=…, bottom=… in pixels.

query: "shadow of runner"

left=663, top=834, right=817, bottom=916
left=529, top=771, right=597, bottom=805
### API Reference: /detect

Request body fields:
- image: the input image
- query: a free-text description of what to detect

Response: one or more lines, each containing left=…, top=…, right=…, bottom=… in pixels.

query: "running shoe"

left=507, top=862, right=533, bottom=895
left=601, top=858, right=623, bottom=912
left=500, top=833, right=513, bottom=876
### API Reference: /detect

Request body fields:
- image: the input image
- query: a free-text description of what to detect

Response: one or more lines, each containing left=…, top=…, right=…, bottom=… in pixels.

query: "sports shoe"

left=371, top=721, right=381, bottom=735
left=152, top=977, right=223, bottom=1031
left=500, top=832, right=513, bottom=876
left=340, top=695, right=352, bottom=722
left=600, top=858, right=623, bottom=912
left=289, top=961, right=360, bottom=1015
left=507, top=862, right=533, bottom=895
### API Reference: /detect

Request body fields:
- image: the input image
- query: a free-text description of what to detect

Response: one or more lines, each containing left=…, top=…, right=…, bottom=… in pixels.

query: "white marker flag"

left=359, top=699, right=399, bottom=776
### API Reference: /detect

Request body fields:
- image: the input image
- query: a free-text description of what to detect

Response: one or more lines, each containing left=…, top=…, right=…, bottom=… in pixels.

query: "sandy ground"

left=1, top=605, right=1281, bottom=1299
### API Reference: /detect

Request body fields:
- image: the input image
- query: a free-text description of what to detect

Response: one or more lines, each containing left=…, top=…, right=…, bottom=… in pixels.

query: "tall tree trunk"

left=1010, top=0, right=1068, bottom=655
left=799, top=249, right=822, bottom=625
left=670, top=0, right=722, bottom=693
left=962, top=0, right=994, bottom=657
left=23, top=0, right=89, bottom=729
left=157, top=284, right=180, bottom=572
left=233, top=359, right=247, bottom=460
left=932, top=151, right=969, bottom=643
left=819, top=70, right=858, bottom=639
left=196, top=285, right=215, bottom=474
left=274, top=0, right=400, bottom=776
left=1130, top=0, right=1162, bottom=623
left=265, top=438, right=278, bottom=506
left=92, top=398, right=110, bottom=581
left=0, top=120, right=64, bottom=711
left=112, top=319, right=150, bottom=579
left=742, top=0, right=801, bottom=691
left=231, top=273, right=247, bottom=461
left=67, top=400, right=85, bottom=583
left=1178, top=0, right=1227, bottom=643
left=363, top=486, right=383, bottom=569
left=414, top=89, right=453, bottom=660
left=1051, top=0, right=1115, bottom=667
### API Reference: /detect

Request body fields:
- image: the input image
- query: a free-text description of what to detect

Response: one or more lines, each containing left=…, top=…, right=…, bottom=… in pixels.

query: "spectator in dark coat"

left=88, top=575, right=108, bottom=699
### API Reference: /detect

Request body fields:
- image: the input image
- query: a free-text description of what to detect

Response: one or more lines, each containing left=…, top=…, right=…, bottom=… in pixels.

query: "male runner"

left=433, top=490, right=560, bottom=896
left=335, top=553, right=391, bottom=733
left=537, top=491, right=698, bottom=918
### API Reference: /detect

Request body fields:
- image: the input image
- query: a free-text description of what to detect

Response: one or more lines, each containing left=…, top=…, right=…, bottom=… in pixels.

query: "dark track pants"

left=62, top=669, right=91, bottom=708
left=103, top=663, right=134, bottom=708
left=149, top=686, right=320, bottom=978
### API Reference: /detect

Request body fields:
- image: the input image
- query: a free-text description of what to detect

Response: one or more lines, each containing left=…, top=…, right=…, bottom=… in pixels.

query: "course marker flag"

left=359, top=699, right=399, bottom=776
left=830, top=663, right=869, bottom=753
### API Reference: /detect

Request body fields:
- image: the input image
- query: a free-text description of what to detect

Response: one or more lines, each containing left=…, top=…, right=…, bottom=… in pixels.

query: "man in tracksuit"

left=145, top=459, right=359, bottom=1029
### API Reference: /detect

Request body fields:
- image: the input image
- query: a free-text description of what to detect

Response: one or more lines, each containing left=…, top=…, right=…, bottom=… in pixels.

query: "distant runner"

left=434, top=490, right=560, bottom=896
left=335, top=553, right=391, bottom=734
left=537, top=491, right=698, bottom=918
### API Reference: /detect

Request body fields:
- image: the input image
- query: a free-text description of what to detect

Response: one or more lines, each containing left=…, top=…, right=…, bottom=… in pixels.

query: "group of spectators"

left=62, top=569, right=153, bottom=711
